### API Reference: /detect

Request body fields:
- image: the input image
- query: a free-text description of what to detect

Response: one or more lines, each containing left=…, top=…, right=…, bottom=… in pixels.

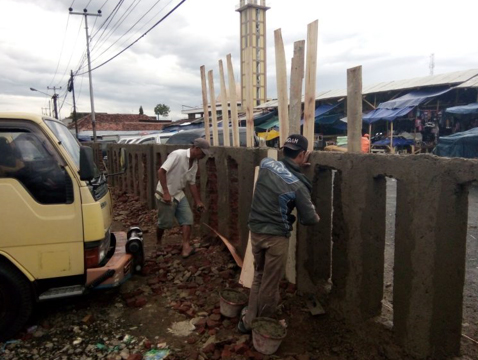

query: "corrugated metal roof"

left=256, top=69, right=478, bottom=109
left=456, top=75, right=478, bottom=88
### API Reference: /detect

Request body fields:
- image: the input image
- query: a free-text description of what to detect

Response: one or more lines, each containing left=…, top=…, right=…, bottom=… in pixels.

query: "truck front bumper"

left=86, top=230, right=144, bottom=289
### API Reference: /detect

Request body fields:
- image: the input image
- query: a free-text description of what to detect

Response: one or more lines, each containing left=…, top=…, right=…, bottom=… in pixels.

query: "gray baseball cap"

left=193, top=138, right=211, bottom=156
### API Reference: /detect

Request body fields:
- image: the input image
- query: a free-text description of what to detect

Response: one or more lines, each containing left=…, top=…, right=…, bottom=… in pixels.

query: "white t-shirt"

left=155, top=148, right=198, bottom=201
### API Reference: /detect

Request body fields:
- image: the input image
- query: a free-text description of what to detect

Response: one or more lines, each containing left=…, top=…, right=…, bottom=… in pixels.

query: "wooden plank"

left=289, top=40, right=305, bottom=135
left=245, top=46, right=254, bottom=147
left=227, top=54, right=240, bottom=147
left=200, top=66, right=210, bottom=143
left=219, top=60, right=230, bottom=146
left=347, top=65, right=362, bottom=153
left=239, top=166, right=260, bottom=288
left=275, top=29, right=289, bottom=145
left=208, top=70, right=219, bottom=146
left=303, top=20, right=318, bottom=150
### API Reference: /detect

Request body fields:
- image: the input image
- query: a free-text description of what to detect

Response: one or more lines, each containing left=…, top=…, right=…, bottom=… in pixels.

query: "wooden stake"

left=347, top=65, right=362, bottom=153
left=245, top=46, right=254, bottom=147
left=219, top=60, right=230, bottom=146
left=303, top=20, right=318, bottom=150
left=289, top=40, right=305, bottom=135
left=275, top=29, right=289, bottom=145
left=227, top=54, right=240, bottom=147
left=208, top=70, right=219, bottom=146
left=200, top=66, right=210, bottom=143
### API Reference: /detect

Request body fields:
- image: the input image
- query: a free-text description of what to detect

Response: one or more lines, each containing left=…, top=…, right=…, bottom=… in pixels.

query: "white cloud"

left=1, top=0, right=478, bottom=121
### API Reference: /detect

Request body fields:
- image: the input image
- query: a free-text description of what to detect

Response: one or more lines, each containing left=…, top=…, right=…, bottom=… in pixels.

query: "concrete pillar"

left=347, top=66, right=362, bottom=153
left=297, top=165, right=333, bottom=293
left=329, top=156, right=386, bottom=321
left=394, top=170, right=468, bottom=358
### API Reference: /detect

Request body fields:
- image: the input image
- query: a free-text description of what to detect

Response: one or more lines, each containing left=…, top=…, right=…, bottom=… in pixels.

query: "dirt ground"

left=1, top=185, right=477, bottom=360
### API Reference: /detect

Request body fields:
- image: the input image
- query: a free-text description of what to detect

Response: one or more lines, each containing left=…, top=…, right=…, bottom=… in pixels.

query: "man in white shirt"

left=155, top=138, right=210, bottom=258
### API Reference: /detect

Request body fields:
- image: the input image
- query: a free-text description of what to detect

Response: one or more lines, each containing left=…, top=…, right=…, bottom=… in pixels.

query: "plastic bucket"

left=219, top=289, right=248, bottom=318
left=251, top=317, right=287, bottom=355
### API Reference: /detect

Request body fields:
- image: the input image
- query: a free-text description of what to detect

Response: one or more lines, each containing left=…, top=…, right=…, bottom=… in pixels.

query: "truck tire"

left=0, top=261, right=32, bottom=342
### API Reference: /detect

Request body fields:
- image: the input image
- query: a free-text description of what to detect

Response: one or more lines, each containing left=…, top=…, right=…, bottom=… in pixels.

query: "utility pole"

left=47, top=86, right=61, bottom=119
left=429, top=53, right=435, bottom=76
left=70, top=7, right=102, bottom=142
left=68, top=70, right=79, bottom=138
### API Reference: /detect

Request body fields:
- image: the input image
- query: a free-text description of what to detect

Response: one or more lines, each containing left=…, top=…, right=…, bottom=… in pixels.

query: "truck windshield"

left=45, top=120, right=80, bottom=168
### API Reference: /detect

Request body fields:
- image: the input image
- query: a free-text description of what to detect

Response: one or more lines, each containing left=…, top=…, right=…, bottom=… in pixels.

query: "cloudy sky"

left=1, top=0, right=478, bottom=121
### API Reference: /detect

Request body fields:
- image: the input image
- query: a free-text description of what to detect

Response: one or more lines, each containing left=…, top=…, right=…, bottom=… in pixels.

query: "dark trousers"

left=244, top=232, right=288, bottom=328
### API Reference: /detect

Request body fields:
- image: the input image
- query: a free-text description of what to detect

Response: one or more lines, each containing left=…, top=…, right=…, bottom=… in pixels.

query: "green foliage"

left=139, top=106, right=144, bottom=115
left=154, top=103, right=170, bottom=118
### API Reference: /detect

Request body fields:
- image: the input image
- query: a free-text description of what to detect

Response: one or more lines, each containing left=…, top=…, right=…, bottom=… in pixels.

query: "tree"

left=139, top=106, right=144, bottom=115
left=154, top=104, right=170, bottom=119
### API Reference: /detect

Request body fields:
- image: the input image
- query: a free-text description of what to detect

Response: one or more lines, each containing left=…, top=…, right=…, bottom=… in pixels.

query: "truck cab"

left=0, top=113, right=144, bottom=341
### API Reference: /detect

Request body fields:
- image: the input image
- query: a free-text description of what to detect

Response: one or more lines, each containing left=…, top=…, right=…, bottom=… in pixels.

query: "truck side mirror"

left=79, top=146, right=96, bottom=181
left=119, top=148, right=128, bottom=173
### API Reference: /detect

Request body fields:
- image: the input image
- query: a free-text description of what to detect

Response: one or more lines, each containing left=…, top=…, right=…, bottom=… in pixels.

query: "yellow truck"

left=0, top=113, right=144, bottom=341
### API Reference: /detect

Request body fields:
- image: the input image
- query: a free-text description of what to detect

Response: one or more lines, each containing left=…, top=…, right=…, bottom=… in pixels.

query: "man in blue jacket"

left=239, top=134, right=320, bottom=333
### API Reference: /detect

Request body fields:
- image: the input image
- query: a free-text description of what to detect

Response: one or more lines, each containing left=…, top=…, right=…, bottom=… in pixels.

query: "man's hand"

left=195, top=201, right=206, bottom=213
left=301, top=150, right=312, bottom=168
left=162, top=192, right=172, bottom=204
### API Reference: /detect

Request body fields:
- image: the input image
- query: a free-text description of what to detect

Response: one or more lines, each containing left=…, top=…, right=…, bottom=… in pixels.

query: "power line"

left=90, top=0, right=167, bottom=66
left=90, top=0, right=142, bottom=58
left=113, top=0, right=173, bottom=56
left=49, top=13, right=72, bottom=87
left=78, top=0, right=187, bottom=75
left=99, top=0, right=109, bottom=10
left=55, top=16, right=85, bottom=88
left=91, top=0, right=124, bottom=43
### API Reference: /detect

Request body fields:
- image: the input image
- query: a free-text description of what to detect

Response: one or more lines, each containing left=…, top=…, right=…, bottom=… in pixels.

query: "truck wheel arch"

left=0, top=257, right=34, bottom=341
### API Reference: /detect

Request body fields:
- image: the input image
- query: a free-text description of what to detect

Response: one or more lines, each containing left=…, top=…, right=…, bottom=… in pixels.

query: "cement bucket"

left=219, top=289, right=247, bottom=318
left=252, top=317, right=287, bottom=355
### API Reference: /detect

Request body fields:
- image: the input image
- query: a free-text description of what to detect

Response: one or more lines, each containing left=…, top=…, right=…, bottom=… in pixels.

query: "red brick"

left=127, top=354, right=142, bottom=360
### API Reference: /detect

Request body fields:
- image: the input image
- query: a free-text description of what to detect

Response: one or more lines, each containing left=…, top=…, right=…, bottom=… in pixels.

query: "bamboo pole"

left=219, top=60, right=230, bottom=147
left=347, top=65, right=362, bottom=153
left=275, top=29, right=289, bottom=145
left=303, top=20, right=319, bottom=150
left=200, top=66, right=210, bottom=143
left=289, top=40, right=305, bottom=135
left=227, top=54, right=240, bottom=147
left=208, top=70, right=219, bottom=146
left=245, top=46, right=254, bottom=147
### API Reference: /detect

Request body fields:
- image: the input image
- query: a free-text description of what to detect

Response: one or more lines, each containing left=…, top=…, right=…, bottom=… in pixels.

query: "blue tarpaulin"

left=372, top=137, right=415, bottom=147
left=363, top=107, right=414, bottom=124
left=445, top=103, right=478, bottom=115
left=378, top=88, right=452, bottom=109
left=435, top=127, right=478, bottom=158
left=300, top=103, right=341, bottom=125
left=363, top=87, right=452, bottom=124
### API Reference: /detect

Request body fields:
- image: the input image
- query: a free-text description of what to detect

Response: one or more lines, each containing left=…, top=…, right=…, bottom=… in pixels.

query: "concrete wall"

left=103, top=144, right=478, bottom=359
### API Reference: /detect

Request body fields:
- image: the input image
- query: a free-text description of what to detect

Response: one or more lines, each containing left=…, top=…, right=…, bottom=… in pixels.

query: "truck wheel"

left=0, top=261, right=33, bottom=342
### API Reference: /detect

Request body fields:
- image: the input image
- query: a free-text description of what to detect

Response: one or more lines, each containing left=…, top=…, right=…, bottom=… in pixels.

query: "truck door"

left=0, top=120, right=84, bottom=279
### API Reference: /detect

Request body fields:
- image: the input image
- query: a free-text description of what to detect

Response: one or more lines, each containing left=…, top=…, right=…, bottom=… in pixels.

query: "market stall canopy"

left=255, top=116, right=279, bottom=132
left=300, top=103, right=341, bottom=125
left=445, top=103, right=478, bottom=115
left=363, top=87, right=452, bottom=124
left=435, top=127, right=478, bottom=158
left=378, top=87, right=452, bottom=109
left=363, top=107, right=414, bottom=124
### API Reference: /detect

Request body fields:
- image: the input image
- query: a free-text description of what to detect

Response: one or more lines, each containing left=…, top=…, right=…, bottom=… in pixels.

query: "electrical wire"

left=113, top=0, right=173, bottom=57
left=48, top=13, right=72, bottom=87
left=78, top=0, right=187, bottom=75
left=90, top=0, right=142, bottom=58
left=89, top=0, right=147, bottom=65
left=91, top=0, right=124, bottom=43
left=54, top=16, right=84, bottom=88
left=99, top=0, right=109, bottom=10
